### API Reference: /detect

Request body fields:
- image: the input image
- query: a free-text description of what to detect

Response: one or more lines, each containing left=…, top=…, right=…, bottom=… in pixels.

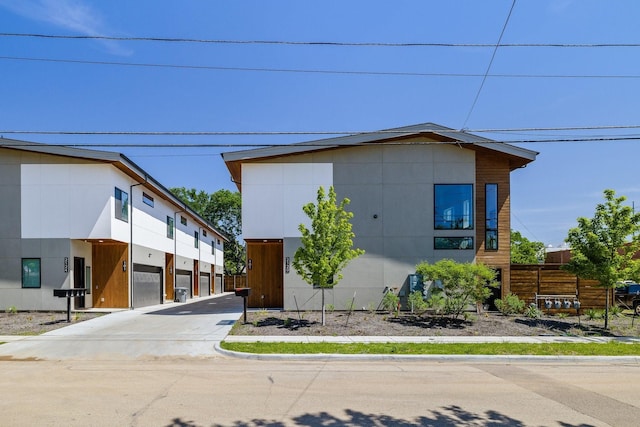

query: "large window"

left=434, top=184, right=473, bottom=230
left=166, top=216, right=174, bottom=239
left=114, top=187, right=129, bottom=222
left=485, top=184, right=498, bottom=250
left=22, top=258, right=41, bottom=288
left=434, top=237, right=474, bottom=250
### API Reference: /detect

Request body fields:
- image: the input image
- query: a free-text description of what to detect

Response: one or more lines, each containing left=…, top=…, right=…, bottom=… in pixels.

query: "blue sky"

left=2, top=0, right=640, bottom=248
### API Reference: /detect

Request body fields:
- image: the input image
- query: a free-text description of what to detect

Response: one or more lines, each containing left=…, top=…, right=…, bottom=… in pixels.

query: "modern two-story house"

left=0, top=138, right=225, bottom=311
left=222, top=123, right=537, bottom=310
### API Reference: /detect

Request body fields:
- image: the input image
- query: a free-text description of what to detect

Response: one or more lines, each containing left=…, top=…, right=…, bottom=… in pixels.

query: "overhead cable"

left=2, top=32, right=640, bottom=48
left=3, top=56, right=639, bottom=80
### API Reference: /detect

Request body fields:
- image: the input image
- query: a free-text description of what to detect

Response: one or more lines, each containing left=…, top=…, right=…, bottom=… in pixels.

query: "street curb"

left=214, top=342, right=640, bottom=363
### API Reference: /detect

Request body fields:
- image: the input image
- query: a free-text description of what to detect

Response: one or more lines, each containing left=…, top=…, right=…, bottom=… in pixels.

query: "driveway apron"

left=0, top=293, right=243, bottom=361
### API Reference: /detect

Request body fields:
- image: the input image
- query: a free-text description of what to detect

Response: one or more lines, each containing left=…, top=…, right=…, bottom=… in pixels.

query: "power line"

left=3, top=32, right=640, bottom=48
left=3, top=134, right=640, bottom=147
left=463, top=0, right=516, bottom=128
left=3, top=124, right=640, bottom=136
left=3, top=55, right=640, bottom=80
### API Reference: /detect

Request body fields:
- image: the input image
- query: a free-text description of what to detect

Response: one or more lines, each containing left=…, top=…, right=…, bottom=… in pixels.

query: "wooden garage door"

left=246, top=240, right=283, bottom=308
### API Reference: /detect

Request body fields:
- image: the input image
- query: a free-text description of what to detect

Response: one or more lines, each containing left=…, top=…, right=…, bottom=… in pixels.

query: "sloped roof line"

left=220, top=122, right=538, bottom=162
left=0, top=137, right=228, bottom=241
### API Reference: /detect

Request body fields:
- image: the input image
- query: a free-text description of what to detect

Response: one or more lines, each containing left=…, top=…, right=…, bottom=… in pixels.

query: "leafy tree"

left=563, top=189, right=640, bottom=328
left=170, top=187, right=245, bottom=275
left=416, top=259, right=498, bottom=319
left=510, top=230, right=545, bottom=264
left=293, top=186, right=365, bottom=325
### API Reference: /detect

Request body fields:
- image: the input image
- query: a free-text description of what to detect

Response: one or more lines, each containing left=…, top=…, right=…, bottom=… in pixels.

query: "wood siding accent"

left=475, top=150, right=512, bottom=296
left=510, top=264, right=612, bottom=310
left=193, top=260, right=199, bottom=296
left=92, top=243, right=129, bottom=308
left=224, top=275, right=247, bottom=291
left=165, top=253, right=174, bottom=302
left=246, top=240, right=283, bottom=308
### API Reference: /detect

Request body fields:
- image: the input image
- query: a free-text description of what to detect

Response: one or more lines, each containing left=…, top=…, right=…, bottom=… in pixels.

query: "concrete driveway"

left=0, top=293, right=243, bottom=361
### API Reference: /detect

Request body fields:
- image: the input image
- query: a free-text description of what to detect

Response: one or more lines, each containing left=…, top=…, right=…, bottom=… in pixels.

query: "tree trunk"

left=321, top=288, right=326, bottom=326
left=604, top=286, right=610, bottom=330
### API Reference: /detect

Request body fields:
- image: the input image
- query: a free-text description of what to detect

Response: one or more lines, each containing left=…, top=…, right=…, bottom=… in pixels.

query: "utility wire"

left=3, top=125, right=640, bottom=136
left=462, top=0, right=516, bottom=128
left=3, top=135, right=640, bottom=147
left=3, top=32, right=640, bottom=48
left=3, top=55, right=640, bottom=80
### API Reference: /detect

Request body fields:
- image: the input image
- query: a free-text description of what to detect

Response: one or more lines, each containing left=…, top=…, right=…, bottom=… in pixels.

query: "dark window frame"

left=142, top=192, right=154, bottom=207
left=114, top=187, right=129, bottom=222
left=434, top=237, right=474, bottom=250
left=166, top=216, right=174, bottom=239
left=22, top=258, right=41, bottom=288
left=434, top=184, right=474, bottom=230
left=485, top=183, right=498, bottom=250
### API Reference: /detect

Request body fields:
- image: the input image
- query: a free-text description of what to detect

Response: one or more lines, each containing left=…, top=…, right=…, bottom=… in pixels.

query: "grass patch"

left=220, top=341, right=640, bottom=356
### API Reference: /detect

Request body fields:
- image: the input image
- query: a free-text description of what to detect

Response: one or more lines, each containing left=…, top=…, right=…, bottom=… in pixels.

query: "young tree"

left=564, top=189, right=640, bottom=328
left=416, top=259, right=498, bottom=319
left=510, top=230, right=545, bottom=264
left=293, top=186, right=365, bottom=325
left=170, top=187, right=245, bottom=275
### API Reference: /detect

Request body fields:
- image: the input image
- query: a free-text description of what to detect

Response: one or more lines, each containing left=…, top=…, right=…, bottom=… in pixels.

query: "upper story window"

left=166, top=216, right=174, bottom=239
left=114, top=187, right=129, bottom=222
left=434, top=184, right=473, bottom=230
left=180, top=216, right=187, bottom=226
left=485, top=184, right=498, bottom=250
left=202, top=230, right=207, bottom=237
left=142, top=192, right=154, bottom=207
left=194, top=231, right=199, bottom=248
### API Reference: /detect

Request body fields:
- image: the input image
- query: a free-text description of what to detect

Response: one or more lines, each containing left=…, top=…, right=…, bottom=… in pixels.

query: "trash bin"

left=174, top=287, right=188, bottom=303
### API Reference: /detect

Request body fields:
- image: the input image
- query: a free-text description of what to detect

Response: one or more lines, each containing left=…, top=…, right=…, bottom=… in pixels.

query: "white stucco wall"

left=242, top=163, right=333, bottom=238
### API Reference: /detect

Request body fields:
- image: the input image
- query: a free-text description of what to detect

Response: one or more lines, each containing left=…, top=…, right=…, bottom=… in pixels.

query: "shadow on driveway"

left=145, top=293, right=243, bottom=316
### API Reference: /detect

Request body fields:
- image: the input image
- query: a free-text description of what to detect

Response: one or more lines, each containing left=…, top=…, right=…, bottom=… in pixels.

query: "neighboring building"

left=222, top=123, right=537, bottom=310
left=0, top=138, right=225, bottom=311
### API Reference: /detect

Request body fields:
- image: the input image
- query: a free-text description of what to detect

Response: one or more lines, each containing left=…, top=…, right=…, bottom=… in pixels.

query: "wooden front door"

left=246, top=240, right=283, bottom=308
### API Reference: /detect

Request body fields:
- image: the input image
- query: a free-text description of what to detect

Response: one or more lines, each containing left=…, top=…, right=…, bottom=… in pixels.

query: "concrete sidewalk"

left=2, top=294, right=640, bottom=362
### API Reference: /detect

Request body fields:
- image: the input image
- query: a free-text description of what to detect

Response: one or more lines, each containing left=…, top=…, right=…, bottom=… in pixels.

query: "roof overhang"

left=221, top=123, right=538, bottom=190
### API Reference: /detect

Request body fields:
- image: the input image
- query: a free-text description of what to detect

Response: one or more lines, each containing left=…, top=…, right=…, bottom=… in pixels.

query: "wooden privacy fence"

left=510, top=264, right=611, bottom=311
left=224, top=275, right=247, bottom=292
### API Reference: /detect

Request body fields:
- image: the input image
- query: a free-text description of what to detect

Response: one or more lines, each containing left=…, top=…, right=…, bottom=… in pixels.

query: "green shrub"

left=382, top=289, right=400, bottom=316
left=494, top=293, right=525, bottom=315
left=408, top=290, right=428, bottom=314
left=609, top=305, right=623, bottom=318
left=524, top=304, right=542, bottom=319
left=6, top=306, right=17, bottom=314
left=426, top=288, right=446, bottom=315
left=585, top=308, right=604, bottom=320
left=416, top=259, right=498, bottom=319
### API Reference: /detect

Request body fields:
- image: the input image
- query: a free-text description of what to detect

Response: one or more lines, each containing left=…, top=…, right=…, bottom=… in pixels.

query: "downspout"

left=129, top=179, right=146, bottom=309
left=198, top=226, right=202, bottom=296
left=174, top=208, right=185, bottom=299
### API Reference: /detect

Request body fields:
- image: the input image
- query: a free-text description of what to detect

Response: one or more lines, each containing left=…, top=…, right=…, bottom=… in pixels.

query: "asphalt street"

left=1, top=293, right=640, bottom=426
